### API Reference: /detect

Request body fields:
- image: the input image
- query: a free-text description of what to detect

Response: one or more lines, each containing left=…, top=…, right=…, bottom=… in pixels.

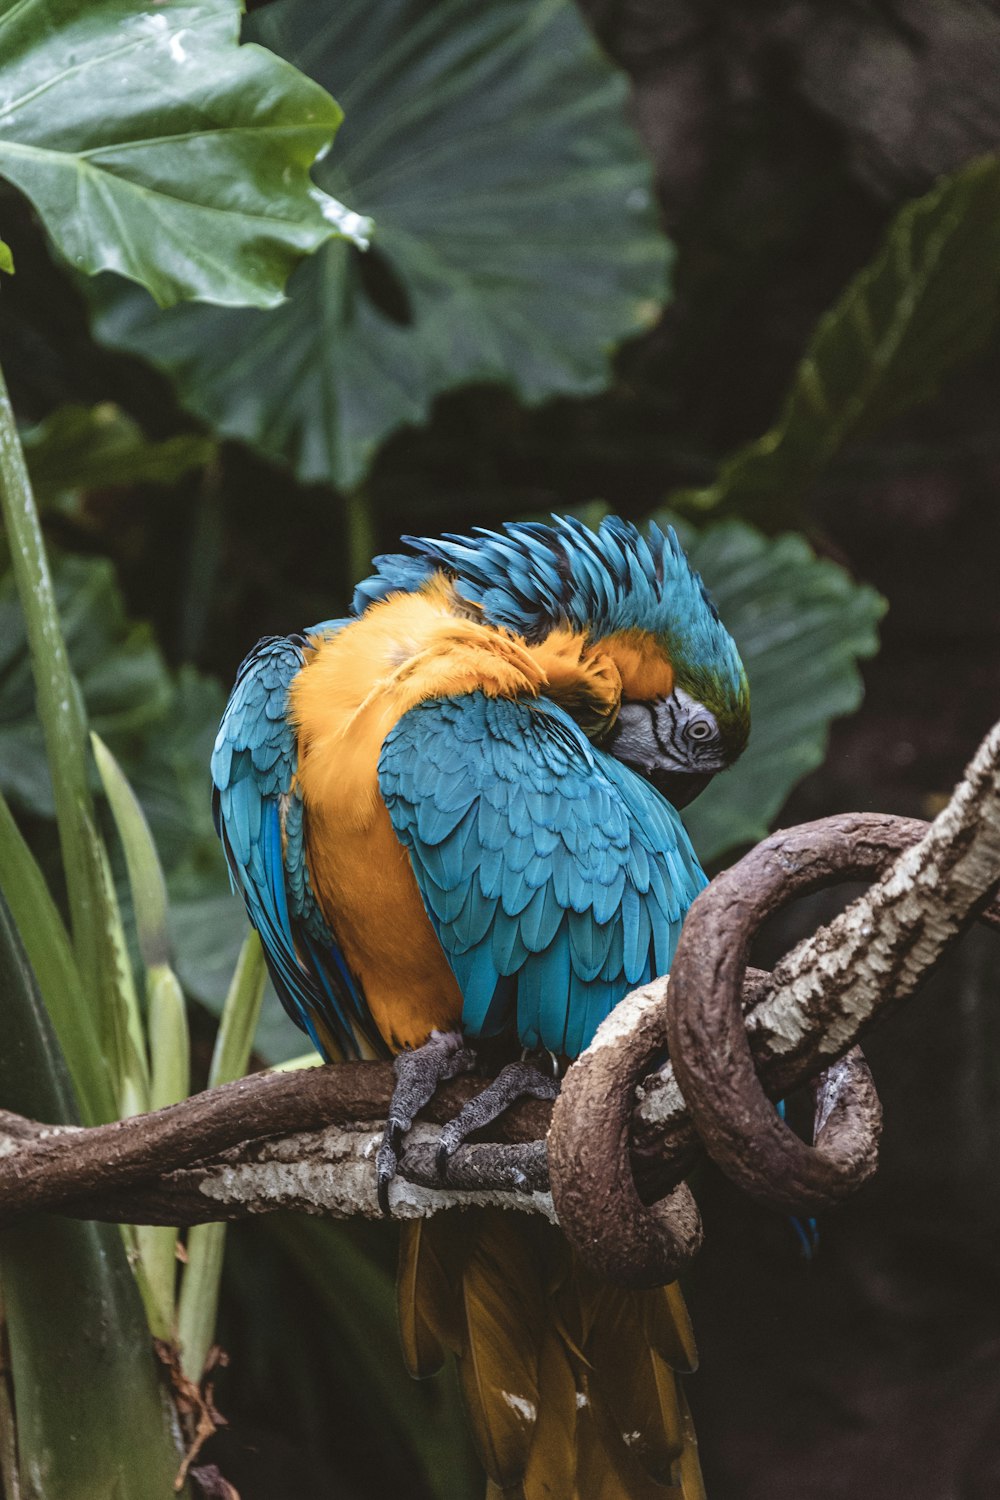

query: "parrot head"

left=354, top=514, right=749, bottom=809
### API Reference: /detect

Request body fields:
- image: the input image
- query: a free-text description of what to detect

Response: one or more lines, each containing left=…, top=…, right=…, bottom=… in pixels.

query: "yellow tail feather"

left=398, top=1209, right=704, bottom=1498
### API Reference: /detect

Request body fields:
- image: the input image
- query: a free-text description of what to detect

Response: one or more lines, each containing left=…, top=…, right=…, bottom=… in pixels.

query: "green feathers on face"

left=670, top=655, right=751, bottom=765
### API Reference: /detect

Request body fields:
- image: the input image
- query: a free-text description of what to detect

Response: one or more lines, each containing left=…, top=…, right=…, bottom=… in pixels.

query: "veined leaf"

left=90, top=0, right=672, bottom=490
left=0, top=0, right=368, bottom=310
left=0, top=888, right=185, bottom=1499
left=21, top=403, right=212, bottom=505
left=0, top=237, right=12, bottom=274
left=664, top=515, right=886, bottom=863
left=670, top=155, right=1000, bottom=525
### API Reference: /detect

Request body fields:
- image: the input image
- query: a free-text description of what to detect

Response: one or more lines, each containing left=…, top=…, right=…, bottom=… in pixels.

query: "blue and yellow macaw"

left=212, top=515, right=749, bottom=1498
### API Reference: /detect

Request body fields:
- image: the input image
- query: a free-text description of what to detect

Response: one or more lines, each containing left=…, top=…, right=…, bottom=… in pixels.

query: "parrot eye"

left=687, top=719, right=714, bottom=742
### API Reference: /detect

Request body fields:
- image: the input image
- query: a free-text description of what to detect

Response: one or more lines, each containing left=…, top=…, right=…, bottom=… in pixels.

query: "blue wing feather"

left=211, top=627, right=378, bottom=1060
left=379, top=692, right=707, bottom=1057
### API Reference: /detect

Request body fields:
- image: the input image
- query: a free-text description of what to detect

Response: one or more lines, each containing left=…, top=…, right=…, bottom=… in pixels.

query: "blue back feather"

left=379, top=692, right=706, bottom=1056
left=211, top=625, right=378, bottom=1059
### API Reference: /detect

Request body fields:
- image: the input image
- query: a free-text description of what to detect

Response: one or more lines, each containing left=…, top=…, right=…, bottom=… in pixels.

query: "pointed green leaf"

left=0, top=0, right=368, bottom=310
left=670, top=155, right=1000, bottom=526
left=0, top=238, right=12, bottom=275
left=90, top=0, right=671, bottom=489
left=177, top=932, right=265, bottom=1379
left=663, top=516, right=886, bottom=863
left=91, top=732, right=170, bottom=970
left=92, top=734, right=191, bottom=1335
left=0, top=888, right=184, bottom=1499
left=82, top=804, right=149, bottom=1117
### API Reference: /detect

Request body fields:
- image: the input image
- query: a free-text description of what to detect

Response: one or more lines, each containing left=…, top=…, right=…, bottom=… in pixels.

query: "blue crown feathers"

left=354, top=515, right=746, bottom=708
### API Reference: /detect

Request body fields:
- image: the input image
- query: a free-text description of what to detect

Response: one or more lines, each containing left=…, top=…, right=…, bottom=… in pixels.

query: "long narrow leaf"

left=89, top=734, right=188, bottom=1333
left=177, top=932, right=266, bottom=1379
left=0, top=789, right=114, bottom=1124
left=83, top=807, right=149, bottom=1118
left=0, top=360, right=109, bottom=1008
left=91, top=731, right=170, bottom=969
left=0, top=887, right=185, bottom=1499
left=139, top=963, right=191, bottom=1338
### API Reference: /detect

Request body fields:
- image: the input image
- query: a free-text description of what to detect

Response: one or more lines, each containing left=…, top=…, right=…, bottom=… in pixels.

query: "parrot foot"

left=376, top=1030, right=476, bottom=1214
left=435, top=1060, right=560, bottom=1179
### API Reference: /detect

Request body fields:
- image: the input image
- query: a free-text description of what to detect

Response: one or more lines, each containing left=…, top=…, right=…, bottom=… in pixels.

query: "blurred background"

left=2, top=1, right=1000, bottom=1495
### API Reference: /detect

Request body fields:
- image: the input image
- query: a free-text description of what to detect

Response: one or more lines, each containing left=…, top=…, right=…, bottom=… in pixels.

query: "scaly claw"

left=375, top=1030, right=476, bottom=1215
left=435, top=1059, right=560, bottom=1180
left=376, top=1140, right=398, bottom=1215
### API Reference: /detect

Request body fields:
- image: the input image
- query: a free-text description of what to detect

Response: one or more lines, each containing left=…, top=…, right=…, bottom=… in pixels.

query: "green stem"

left=0, top=358, right=103, bottom=1002
left=176, top=933, right=265, bottom=1379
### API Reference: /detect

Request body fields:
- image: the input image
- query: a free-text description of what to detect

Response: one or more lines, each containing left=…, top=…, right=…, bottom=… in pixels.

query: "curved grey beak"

left=650, top=769, right=714, bottom=810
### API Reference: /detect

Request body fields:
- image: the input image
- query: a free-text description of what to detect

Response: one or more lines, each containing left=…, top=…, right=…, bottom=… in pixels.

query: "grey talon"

left=375, top=1030, right=475, bottom=1208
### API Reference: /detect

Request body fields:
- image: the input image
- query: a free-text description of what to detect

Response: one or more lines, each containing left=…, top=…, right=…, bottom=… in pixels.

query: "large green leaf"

left=90, top=0, right=671, bottom=490
left=0, top=888, right=185, bottom=1499
left=0, top=237, right=12, bottom=274
left=0, top=0, right=367, bottom=310
left=666, top=516, right=886, bottom=863
left=670, top=155, right=1000, bottom=526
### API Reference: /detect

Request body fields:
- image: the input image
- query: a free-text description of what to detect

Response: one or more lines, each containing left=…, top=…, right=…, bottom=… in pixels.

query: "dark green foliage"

left=0, top=887, right=184, bottom=1498
left=669, top=155, right=1000, bottom=528
left=89, top=0, right=671, bottom=490
left=0, top=0, right=362, bottom=307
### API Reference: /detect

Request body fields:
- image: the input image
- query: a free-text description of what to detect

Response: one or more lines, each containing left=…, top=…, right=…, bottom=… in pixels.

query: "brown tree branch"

left=1, top=723, right=998, bottom=1272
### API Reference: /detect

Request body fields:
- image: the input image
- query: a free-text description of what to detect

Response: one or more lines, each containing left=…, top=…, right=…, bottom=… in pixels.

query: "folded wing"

left=210, top=628, right=374, bottom=1060
left=378, top=692, right=706, bottom=1057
